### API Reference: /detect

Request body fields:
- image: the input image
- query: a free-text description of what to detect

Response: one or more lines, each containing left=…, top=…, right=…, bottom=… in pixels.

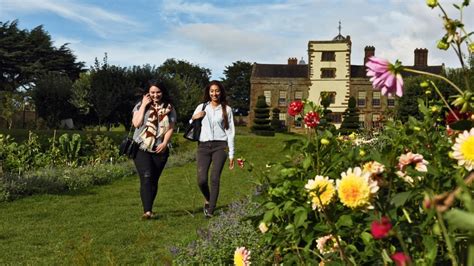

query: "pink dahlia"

left=288, top=100, right=304, bottom=116
left=366, top=56, right=404, bottom=97
left=391, top=252, right=411, bottom=266
left=304, top=111, right=320, bottom=128
left=370, top=216, right=392, bottom=239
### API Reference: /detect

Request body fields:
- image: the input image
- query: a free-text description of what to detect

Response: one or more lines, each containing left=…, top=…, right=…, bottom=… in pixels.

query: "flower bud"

left=425, top=90, right=432, bottom=95
left=448, top=151, right=455, bottom=159
left=426, top=0, right=438, bottom=8
left=469, top=43, right=474, bottom=53
left=431, top=106, right=438, bottom=113
left=420, top=81, right=429, bottom=88
left=437, top=39, right=449, bottom=50
left=349, top=132, right=356, bottom=140
left=321, top=138, right=330, bottom=145
left=259, top=222, right=269, bottom=233
left=359, top=149, right=366, bottom=156
left=414, top=126, right=421, bottom=131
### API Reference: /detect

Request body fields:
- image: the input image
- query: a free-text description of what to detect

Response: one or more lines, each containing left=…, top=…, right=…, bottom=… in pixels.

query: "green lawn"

left=0, top=132, right=294, bottom=264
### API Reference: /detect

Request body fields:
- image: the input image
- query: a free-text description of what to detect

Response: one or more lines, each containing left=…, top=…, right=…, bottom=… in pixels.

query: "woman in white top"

left=191, top=80, right=235, bottom=217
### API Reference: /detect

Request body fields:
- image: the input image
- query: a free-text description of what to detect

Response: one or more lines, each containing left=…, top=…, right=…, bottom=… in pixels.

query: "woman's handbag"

left=183, top=103, right=207, bottom=141
left=119, top=125, right=139, bottom=158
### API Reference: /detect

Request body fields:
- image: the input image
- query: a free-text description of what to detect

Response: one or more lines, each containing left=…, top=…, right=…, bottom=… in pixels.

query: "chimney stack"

left=364, top=46, right=375, bottom=65
left=414, top=48, right=428, bottom=67
left=288, top=57, right=298, bottom=65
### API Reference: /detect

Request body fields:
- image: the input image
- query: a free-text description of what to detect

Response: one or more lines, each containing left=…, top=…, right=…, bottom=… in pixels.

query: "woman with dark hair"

left=131, top=79, right=177, bottom=219
left=191, top=80, right=235, bottom=217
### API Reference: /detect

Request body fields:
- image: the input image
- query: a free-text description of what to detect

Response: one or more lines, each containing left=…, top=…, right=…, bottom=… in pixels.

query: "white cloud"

left=1, top=0, right=142, bottom=38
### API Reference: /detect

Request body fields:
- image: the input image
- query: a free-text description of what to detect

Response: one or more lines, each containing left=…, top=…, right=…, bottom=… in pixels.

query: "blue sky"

left=1, top=0, right=473, bottom=79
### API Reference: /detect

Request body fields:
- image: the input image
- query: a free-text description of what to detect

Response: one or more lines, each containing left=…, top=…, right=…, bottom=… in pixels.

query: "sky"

left=1, top=0, right=473, bottom=79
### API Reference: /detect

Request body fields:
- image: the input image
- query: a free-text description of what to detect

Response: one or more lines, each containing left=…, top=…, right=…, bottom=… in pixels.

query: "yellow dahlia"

left=305, top=175, right=336, bottom=210
left=452, top=128, right=474, bottom=171
left=234, top=247, right=251, bottom=266
left=337, top=167, right=379, bottom=209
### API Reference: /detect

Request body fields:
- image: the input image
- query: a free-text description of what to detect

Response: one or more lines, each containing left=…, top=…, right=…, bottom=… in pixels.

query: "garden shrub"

left=172, top=198, right=272, bottom=264
left=0, top=162, right=135, bottom=202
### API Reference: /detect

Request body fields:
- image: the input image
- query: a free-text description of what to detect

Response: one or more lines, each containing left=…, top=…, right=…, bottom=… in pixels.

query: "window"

left=327, top=112, right=342, bottom=123
left=387, top=95, right=395, bottom=107
left=279, top=91, right=287, bottom=106
left=321, top=91, right=336, bottom=104
left=264, top=90, right=271, bottom=106
left=372, top=114, right=381, bottom=128
left=279, top=113, right=286, bottom=121
left=359, top=114, right=365, bottom=128
left=321, top=51, right=336, bottom=61
left=372, top=91, right=381, bottom=107
left=294, top=91, right=303, bottom=100
left=358, top=91, right=366, bottom=107
left=321, top=68, right=336, bottom=78
left=294, top=117, right=302, bottom=128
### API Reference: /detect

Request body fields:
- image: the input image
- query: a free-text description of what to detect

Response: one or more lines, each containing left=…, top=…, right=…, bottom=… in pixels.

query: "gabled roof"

left=252, top=64, right=308, bottom=78
left=350, top=65, right=444, bottom=79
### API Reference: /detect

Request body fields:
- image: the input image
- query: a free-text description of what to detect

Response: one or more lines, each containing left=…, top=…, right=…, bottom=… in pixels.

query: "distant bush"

left=0, top=161, right=135, bottom=202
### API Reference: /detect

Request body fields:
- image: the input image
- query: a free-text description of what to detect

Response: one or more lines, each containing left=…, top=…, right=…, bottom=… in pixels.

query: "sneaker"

left=203, top=203, right=211, bottom=217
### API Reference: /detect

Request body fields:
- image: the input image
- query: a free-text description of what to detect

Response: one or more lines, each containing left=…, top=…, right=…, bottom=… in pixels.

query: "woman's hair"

left=147, top=79, right=173, bottom=107
left=203, top=80, right=229, bottom=129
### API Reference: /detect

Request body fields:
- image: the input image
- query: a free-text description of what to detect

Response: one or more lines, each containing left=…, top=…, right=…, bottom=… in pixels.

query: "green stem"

left=393, top=230, right=410, bottom=260
left=429, top=80, right=460, bottom=121
left=402, top=68, right=464, bottom=95
left=436, top=210, right=458, bottom=266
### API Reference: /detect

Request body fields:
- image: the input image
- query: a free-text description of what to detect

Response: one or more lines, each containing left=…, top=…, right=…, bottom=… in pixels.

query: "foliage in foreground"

left=172, top=198, right=272, bottom=264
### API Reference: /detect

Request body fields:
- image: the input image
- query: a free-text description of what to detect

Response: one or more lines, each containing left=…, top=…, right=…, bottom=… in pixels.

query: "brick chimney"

left=364, top=46, right=375, bottom=65
left=288, top=57, right=298, bottom=65
left=414, top=48, right=428, bottom=67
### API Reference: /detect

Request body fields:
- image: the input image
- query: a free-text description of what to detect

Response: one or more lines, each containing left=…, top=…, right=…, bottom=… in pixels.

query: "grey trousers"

left=196, top=141, right=228, bottom=214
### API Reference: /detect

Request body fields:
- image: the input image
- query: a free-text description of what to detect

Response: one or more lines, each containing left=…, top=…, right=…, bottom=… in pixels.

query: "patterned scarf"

left=139, top=102, right=172, bottom=152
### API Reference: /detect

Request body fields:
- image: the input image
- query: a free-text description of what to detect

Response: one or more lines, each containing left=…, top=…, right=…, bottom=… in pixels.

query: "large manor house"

left=249, top=29, right=444, bottom=130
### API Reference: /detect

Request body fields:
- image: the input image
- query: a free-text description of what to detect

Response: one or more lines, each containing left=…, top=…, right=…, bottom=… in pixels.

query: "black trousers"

left=133, top=149, right=169, bottom=213
left=196, top=141, right=228, bottom=214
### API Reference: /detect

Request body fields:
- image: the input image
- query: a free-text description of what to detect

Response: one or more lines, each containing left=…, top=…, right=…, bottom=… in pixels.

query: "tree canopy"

left=222, top=61, right=252, bottom=115
left=0, top=20, right=85, bottom=92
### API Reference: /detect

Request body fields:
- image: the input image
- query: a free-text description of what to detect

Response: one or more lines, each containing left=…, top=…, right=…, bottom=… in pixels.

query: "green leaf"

left=336, top=214, right=353, bottom=228
left=453, top=3, right=461, bottom=9
left=360, top=232, right=373, bottom=245
left=423, top=235, right=438, bottom=263
left=263, top=209, right=274, bottom=222
left=293, top=207, right=308, bottom=228
left=303, top=156, right=312, bottom=170
left=390, top=191, right=412, bottom=207
left=445, top=209, right=474, bottom=232
left=449, top=119, right=474, bottom=131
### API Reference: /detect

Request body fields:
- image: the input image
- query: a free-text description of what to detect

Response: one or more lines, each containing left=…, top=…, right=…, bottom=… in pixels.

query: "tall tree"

left=222, top=61, right=252, bottom=115
left=0, top=20, right=85, bottom=92
left=32, top=72, right=75, bottom=128
left=158, top=58, right=211, bottom=89
left=90, top=57, right=132, bottom=129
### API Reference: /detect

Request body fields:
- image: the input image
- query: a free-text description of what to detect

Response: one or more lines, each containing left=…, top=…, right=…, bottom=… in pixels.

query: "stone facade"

left=249, top=35, right=444, bottom=131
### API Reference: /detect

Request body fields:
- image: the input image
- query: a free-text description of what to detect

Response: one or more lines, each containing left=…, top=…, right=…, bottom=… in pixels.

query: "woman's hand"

left=229, top=158, right=234, bottom=170
left=192, top=111, right=206, bottom=120
left=155, top=143, right=167, bottom=154
left=142, top=93, right=153, bottom=107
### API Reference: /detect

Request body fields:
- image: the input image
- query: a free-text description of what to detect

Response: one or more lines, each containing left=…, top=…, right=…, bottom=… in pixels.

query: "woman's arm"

left=132, top=94, right=152, bottom=128
left=155, top=122, right=175, bottom=153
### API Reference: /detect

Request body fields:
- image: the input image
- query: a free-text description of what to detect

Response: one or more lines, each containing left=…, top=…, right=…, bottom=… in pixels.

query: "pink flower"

left=366, top=56, right=404, bottom=97
left=397, top=152, right=429, bottom=172
left=304, top=111, right=320, bottom=128
left=391, top=252, right=411, bottom=266
left=370, top=216, right=392, bottom=239
left=288, top=101, right=304, bottom=116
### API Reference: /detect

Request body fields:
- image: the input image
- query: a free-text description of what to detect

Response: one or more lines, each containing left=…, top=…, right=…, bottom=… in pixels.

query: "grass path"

left=0, top=133, right=294, bottom=264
